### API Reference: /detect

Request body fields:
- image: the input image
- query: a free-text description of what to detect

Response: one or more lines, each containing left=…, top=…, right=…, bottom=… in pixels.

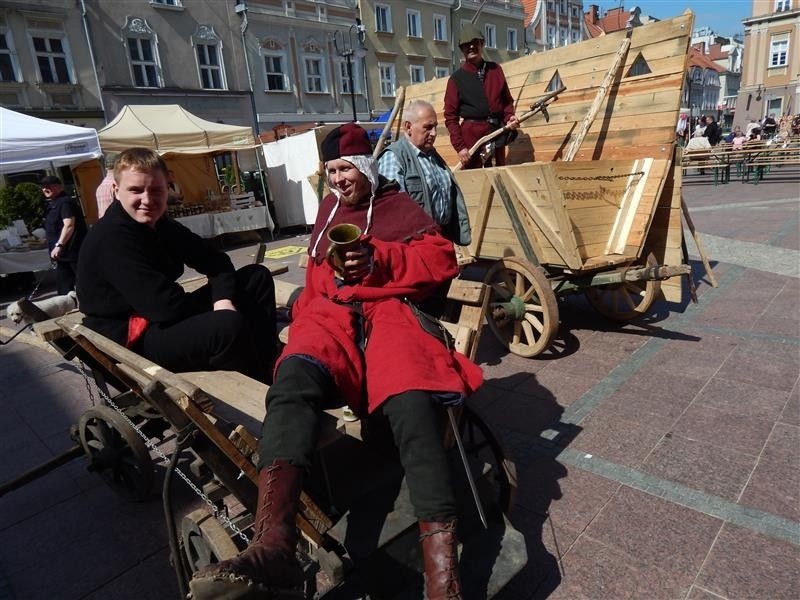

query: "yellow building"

left=737, top=0, right=799, bottom=125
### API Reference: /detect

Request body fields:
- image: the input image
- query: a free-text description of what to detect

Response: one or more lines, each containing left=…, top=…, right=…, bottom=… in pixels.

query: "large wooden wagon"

left=397, top=12, right=698, bottom=357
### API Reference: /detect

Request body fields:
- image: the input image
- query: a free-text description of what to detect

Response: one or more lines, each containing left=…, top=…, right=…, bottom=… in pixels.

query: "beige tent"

left=98, top=105, right=257, bottom=154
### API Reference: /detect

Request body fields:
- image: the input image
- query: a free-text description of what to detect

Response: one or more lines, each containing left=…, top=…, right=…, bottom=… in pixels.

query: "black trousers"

left=259, top=356, right=456, bottom=522
left=55, top=260, right=77, bottom=295
left=138, top=264, right=276, bottom=383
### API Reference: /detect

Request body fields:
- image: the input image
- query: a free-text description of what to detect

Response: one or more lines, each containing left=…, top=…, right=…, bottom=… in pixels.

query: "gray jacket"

left=379, top=136, right=471, bottom=246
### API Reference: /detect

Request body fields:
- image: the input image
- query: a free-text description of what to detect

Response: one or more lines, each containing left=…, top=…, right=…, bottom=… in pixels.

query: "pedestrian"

left=444, top=23, right=519, bottom=169
left=703, top=115, right=722, bottom=146
left=377, top=99, right=471, bottom=246
left=77, top=147, right=277, bottom=384
left=41, top=175, right=87, bottom=294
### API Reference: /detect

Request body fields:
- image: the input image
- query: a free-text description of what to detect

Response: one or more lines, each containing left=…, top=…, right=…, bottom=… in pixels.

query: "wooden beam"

left=563, top=32, right=633, bottom=162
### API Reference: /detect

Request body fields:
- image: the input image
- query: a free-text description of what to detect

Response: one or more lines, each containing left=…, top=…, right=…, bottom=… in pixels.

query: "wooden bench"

left=681, top=139, right=800, bottom=185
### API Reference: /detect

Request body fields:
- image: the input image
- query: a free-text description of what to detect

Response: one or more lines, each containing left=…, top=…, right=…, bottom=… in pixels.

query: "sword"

left=447, top=407, right=488, bottom=529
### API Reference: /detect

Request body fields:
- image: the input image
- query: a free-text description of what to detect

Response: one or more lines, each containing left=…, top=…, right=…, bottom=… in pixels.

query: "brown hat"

left=320, top=123, right=372, bottom=162
left=39, top=175, right=63, bottom=186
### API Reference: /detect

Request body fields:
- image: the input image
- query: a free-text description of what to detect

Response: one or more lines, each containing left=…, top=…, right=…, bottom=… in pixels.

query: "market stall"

left=0, top=107, right=101, bottom=272
left=91, top=104, right=274, bottom=234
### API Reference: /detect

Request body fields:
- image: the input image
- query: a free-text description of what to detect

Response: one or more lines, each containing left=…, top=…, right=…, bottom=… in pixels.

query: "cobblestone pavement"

left=0, top=169, right=798, bottom=599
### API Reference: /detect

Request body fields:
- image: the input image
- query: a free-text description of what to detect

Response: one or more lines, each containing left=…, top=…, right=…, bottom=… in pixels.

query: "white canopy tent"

left=0, top=107, right=102, bottom=174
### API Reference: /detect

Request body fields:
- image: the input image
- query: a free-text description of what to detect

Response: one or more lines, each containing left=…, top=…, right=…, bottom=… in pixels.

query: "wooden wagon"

left=14, top=273, right=525, bottom=599
left=394, top=11, right=700, bottom=357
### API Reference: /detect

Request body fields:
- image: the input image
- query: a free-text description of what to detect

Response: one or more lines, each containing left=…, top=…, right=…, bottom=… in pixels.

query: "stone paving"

left=0, top=168, right=798, bottom=599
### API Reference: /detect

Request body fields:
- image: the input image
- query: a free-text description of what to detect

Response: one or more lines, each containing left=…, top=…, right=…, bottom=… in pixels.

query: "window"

left=375, top=4, right=392, bottom=33
left=435, top=66, right=449, bottom=79
left=264, top=54, right=288, bottom=90
left=484, top=24, right=496, bottom=49
left=261, top=38, right=289, bottom=91
left=337, top=59, right=360, bottom=93
left=410, top=65, right=425, bottom=83
left=151, top=0, right=181, bottom=5
left=571, top=30, right=581, bottom=43
left=0, top=29, right=19, bottom=83
left=378, top=62, right=395, bottom=97
left=123, top=17, right=161, bottom=88
left=303, top=57, right=324, bottom=92
left=193, top=25, right=226, bottom=90
left=196, top=44, right=222, bottom=88
left=559, top=0, right=567, bottom=12
left=571, top=6, right=579, bottom=18
left=769, top=36, right=788, bottom=67
left=433, top=14, right=447, bottom=41
left=775, top=0, right=791, bottom=11
left=507, top=28, right=518, bottom=51
left=407, top=9, right=421, bottom=37
left=32, top=35, right=71, bottom=83
left=128, top=38, right=159, bottom=87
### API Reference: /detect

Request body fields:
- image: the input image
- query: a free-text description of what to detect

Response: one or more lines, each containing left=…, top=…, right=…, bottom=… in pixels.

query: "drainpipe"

left=451, top=0, right=463, bottom=71
left=79, top=0, right=106, bottom=123
left=235, top=2, right=260, bottom=135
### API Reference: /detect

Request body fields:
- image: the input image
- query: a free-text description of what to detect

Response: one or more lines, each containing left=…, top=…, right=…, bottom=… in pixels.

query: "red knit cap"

left=320, top=122, right=373, bottom=162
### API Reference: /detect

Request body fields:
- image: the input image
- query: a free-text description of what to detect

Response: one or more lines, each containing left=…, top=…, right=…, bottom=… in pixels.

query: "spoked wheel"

left=459, top=406, right=517, bottom=517
left=484, top=257, right=559, bottom=357
left=181, top=508, right=240, bottom=574
left=585, top=253, right=661, bottom=321
left=78, top=405, right=154, bottom=502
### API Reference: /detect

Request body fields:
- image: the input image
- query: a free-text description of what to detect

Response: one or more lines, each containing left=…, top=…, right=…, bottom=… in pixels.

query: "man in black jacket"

left=77, top=148, right=276, bottom=383
left=41, top=175, right=87, bottom=294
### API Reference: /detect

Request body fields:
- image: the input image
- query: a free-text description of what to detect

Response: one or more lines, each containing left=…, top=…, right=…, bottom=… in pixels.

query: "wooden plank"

left=606, top=157, right=653, bottom=254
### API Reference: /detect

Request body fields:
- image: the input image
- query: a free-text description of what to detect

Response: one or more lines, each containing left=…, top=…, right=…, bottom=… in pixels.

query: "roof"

left=688, top=47, right=725, bottom=72
left=521, top=0, right=539, bottom=27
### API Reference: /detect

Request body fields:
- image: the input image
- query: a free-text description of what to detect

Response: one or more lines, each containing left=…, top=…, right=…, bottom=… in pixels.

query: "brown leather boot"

left=189, top=459, right=305, bottom=599
left=419, top=520, right=463, bottom=600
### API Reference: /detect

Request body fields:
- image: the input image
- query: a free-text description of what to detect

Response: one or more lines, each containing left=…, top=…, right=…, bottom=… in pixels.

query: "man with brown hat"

left=41, top=175, right=86, bottom=294
left=189, top=123, right=482, bottom=600
left=444, top=23, right=519, bottom=169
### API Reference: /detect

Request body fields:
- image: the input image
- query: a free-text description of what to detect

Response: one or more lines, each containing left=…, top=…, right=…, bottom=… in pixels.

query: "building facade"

left=737, top=0, right=799, bottom=126
left=82, top=0, right=255, bottom=130
left=690, top=29, right=744, bottom=128
left=0, top=0, right=104, bottom=128
left=235, top=0, right=525, bottom=132
left=523, top=0, right=585, bottom=53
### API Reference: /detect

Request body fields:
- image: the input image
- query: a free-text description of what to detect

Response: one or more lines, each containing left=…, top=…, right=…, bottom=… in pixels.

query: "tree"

left=0, top=183, right=46, bottom=231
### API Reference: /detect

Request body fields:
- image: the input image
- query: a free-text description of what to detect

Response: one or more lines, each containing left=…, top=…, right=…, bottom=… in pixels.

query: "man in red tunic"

left=444, top=23, right=520, bottom=169
left=190, top=123, right=483, bottom=600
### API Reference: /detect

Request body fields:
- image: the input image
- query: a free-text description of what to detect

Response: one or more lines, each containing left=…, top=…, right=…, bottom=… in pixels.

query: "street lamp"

left=334, top=19, right=366, bottom=122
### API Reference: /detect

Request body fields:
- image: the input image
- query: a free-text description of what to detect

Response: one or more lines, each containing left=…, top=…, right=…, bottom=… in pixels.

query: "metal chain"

left=76, top=360, right=251, bottom=545
left=557, top=171, right=645, bottom=181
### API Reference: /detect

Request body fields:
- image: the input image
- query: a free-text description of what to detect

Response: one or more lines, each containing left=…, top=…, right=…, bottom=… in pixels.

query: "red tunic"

left=444, top=60, right=515, bottom=168
left=278, top=185, right=483, bottom=414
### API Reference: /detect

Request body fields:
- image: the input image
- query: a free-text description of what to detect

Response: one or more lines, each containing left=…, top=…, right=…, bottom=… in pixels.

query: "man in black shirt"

left=41, top=175, right=86, bottom=294
left=77, top=148, right=277, bottom=383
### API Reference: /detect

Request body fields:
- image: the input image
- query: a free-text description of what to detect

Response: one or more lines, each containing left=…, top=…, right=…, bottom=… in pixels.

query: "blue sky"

left=597, top=1, right=753, bottom=38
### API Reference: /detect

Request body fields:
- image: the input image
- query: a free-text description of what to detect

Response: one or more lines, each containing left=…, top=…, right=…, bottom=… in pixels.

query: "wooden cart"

left=452, top=155, right=689, bottom=357
left=393, top=11, right=701, bottom=357
left=23, top=276, right=525, bottom=599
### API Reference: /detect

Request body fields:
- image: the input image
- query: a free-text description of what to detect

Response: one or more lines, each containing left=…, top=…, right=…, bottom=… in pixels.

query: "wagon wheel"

left=181, top=508, right=240, bottom=574
left=78, top=405, right=154, bottom=502
left=585, top=253, right=661, bottom=321
left=460, top=406, right=517, bottom=517
left=483, top=257, right=559, bottom=357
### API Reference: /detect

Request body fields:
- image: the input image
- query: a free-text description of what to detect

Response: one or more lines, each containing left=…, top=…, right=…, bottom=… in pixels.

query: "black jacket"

left=77, top=201, right=236, bottom=345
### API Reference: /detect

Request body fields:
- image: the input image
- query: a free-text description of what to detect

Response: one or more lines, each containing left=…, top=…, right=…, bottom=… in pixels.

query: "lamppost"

left=334, top=19, right=366, bottom=122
